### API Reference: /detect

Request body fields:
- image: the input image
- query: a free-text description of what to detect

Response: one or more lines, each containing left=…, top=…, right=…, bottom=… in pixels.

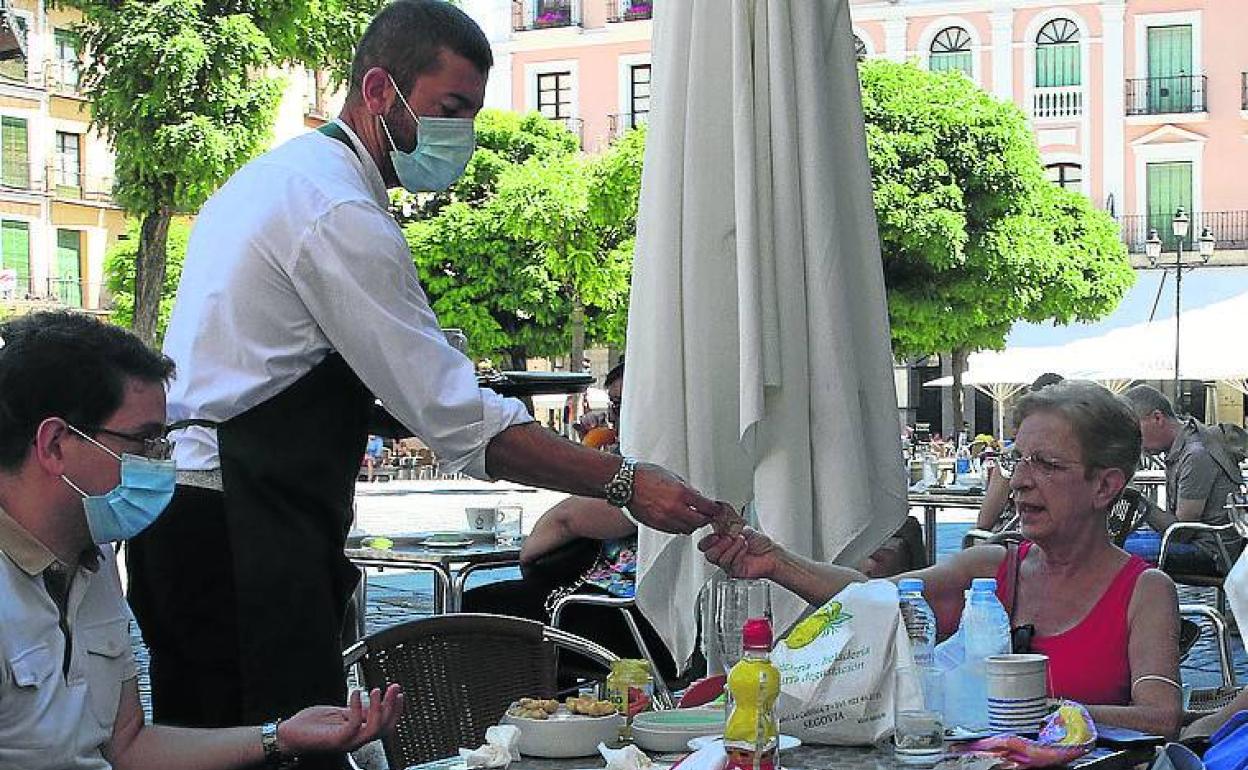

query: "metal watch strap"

left=604, top=456, right=638, bottom=508
left=261, top=720, right=298, bottom=768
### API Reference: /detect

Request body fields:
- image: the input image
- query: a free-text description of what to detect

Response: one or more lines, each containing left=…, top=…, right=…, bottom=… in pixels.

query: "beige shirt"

left=0, top=509, right=136, bottom=769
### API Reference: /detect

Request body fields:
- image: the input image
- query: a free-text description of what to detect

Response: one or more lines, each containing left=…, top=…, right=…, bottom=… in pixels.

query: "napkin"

left=459, top=725, right=521, bottom=768
left=598, top=742, right=654, bottom=770
left=667, top=742, right=726, bottom=770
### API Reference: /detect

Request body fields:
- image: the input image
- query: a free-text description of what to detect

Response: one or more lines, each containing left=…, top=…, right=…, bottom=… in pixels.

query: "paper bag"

left=771, top=580, right=916, bottom=745
left=1227, top=549, right=1248, bottom=632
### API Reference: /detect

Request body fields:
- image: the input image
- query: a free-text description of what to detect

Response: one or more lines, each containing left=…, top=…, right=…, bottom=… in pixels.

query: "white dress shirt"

left=0, top=510, right=135, bottom=770
left=164, top=120, right=532, bottom=476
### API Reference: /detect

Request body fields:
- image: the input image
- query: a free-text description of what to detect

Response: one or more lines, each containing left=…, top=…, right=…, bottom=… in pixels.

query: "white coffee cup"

left=986, top=654, right=1049, bottom=732
left=465, top=506, right=498, bottom=532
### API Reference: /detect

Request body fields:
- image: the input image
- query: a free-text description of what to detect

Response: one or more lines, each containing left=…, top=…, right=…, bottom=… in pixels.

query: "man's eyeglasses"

left=80, top=426, right=175, bottom=461
left=997, top=450, right=1082, bottom=479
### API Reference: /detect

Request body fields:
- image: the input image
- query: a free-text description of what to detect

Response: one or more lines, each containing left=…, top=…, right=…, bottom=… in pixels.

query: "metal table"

left=346, top=532, right=522, bottom=615
left=408, top=741, right=1152, bottom=770
left=908, top=490, right=986, bottom=563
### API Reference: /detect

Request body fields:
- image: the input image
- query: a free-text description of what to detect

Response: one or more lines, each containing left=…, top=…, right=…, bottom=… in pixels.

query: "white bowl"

left=631, top=708, right=725, bottom=753
left=500, top=710, right=623, bottom=758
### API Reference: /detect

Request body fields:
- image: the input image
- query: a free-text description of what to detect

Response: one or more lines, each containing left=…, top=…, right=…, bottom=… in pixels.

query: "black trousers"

left=128, top=485, right=349, bottom=770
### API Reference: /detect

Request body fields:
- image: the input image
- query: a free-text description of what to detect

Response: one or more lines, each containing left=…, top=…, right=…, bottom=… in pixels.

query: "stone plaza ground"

left=127, top=478, right=1248, bottom=714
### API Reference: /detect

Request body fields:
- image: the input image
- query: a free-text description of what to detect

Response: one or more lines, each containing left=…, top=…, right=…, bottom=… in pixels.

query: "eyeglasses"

left=78, top=426, right=175, bottom=461
left=997, top=450, right=1083, bottom=479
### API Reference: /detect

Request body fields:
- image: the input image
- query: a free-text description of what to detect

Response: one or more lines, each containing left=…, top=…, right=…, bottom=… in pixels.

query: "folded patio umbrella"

left=622, top=0, right=906, bottom=671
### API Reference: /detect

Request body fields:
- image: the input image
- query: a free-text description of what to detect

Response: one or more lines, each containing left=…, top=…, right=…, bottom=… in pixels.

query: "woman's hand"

left=698, top=527, right=782, bottom=579
left=278, top=685, right=404, bottom=755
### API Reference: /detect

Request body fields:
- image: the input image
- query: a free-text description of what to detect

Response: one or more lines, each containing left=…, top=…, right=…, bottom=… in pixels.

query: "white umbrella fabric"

left=622, top=0, right=906, bottom=671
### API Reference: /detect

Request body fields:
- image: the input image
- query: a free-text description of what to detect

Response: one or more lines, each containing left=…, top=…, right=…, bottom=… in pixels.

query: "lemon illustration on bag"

left=783, top=601, right=844, bottom=649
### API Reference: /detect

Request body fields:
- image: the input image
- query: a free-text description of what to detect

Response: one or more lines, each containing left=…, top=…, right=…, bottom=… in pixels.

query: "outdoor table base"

left=345, top=533, right=522, bottom=616
left=405, top=741, right=1153, bottom=770
left=907, top=490, right=986, bottom=563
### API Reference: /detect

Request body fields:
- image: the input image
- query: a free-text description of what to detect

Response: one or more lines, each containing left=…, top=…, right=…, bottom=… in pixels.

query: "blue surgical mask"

left=377, top=73, right=475, bottom=193
left=61, top=427, right=176, bottom=544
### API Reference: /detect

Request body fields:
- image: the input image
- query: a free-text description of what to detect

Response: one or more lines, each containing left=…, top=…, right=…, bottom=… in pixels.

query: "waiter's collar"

left=332, top=119, right=388, bottom=209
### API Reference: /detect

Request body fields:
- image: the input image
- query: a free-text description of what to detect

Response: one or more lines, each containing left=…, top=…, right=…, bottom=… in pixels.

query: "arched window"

left=854, top=35, right=868, bottom=62
left=1036, top=19, right=1081, bottom=88
left=1045, top=162, right=1083, bottom=192
left=929, top=27, right=973, bottom=77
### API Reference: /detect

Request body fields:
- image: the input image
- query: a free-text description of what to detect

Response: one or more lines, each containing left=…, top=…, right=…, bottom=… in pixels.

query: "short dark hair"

left=1012, top=380, right=1141, bottom=483
left=1122, top=383, right=1176, bottom=419
left=604, top=360, right=625, bottom=388
left=349, top=0, right=493, bottom=99
left=0, top=312, right=175, bottom=470
left=1030, top=372, right=1064, bottom=391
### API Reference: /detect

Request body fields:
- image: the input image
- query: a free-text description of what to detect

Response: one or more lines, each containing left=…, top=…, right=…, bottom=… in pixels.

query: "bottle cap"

left=898, top=577, right=924, bottom=593
left=741, top=617, right=773, bottom=650
left=971, top=577, right=998, bottom=592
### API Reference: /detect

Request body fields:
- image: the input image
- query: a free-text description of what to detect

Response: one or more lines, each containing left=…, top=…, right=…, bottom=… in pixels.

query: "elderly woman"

left=700, top=381, right=1183, bottom=737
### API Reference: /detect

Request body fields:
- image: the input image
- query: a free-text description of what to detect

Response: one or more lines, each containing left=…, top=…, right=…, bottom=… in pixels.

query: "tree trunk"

left=569, top=297, right=586, bottom=374
left=132, top=207, right=172, bottom=346
left=951, top=346, right=969, bottom=437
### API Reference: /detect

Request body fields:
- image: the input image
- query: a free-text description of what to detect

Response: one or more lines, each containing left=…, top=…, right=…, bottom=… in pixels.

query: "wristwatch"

left=605, top=456, right=638, bottom=508
left=260, top=720, right=299, bottom=768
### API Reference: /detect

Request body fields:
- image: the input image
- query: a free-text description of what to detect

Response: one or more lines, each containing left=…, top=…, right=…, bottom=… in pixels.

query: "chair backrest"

left=346, top=614, right=558, bottom=768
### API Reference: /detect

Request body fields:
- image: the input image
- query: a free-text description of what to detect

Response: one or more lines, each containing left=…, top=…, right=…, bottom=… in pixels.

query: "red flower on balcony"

left=535, top=6, right=571, bottom=27
left=623, top=1, right=652, bottom=20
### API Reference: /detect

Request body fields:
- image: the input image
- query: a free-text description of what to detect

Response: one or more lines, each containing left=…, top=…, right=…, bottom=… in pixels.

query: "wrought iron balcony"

left=1125, top=74, right=1207, bottom=116
left=1120, top=211, right=1248, bottom=254
left=47, top=163, right=114, bottom=203
left=607, top=111, right=648, bottom=140
left=546, top=115, right=584, bottom=147
left=606, top=0, right=652, bottom=22
left=513, top=0, right=579, bottom=31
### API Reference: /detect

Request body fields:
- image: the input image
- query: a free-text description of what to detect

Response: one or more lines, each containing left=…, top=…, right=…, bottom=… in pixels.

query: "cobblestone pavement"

left=128, top=485, right=1247, bottom=715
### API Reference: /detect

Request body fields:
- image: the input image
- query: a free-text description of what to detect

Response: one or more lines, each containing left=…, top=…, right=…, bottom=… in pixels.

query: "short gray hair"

left=1122, top=384, right=1176, bottom=419
left=1012, top=380, right=1141, bottom=481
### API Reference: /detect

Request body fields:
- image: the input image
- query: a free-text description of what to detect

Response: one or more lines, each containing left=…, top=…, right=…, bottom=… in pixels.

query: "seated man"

left=1123, top=384, right=1244, bottom=574
left=0, top=312, right=401, bottom=770
left=701, top=381, right=1183, bottom=737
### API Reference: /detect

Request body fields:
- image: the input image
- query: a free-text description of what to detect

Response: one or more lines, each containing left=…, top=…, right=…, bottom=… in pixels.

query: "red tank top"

left=994, top=541, right=1150, bottom=706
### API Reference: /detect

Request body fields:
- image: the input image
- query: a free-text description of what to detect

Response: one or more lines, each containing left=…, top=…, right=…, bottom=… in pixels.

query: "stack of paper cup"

left=986, top=654, right=1049, bottom=733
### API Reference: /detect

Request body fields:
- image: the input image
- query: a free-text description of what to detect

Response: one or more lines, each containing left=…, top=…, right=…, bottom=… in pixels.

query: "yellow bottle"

left=723, top=618, right=780, bottom=770
left=606, top=659, right=653, bottom=740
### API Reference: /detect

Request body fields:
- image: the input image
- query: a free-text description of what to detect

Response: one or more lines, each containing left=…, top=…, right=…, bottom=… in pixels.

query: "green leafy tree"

left=860, top=60, right=1132, bottom=418
left=407, top=112, right=642, bottom=368
left=104, top=219, right=193, bottom=340
left=60, top=0, right=381, bottom=343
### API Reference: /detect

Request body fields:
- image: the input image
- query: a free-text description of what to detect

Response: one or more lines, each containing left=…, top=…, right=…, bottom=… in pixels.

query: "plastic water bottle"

left=959, top=578, right=1011, bottom=730
left=898, top=578, right=936, bottom=668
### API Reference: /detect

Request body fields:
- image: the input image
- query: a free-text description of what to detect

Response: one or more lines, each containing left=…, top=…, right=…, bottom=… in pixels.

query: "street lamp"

left=1145, top=208, right=1214, bottom=402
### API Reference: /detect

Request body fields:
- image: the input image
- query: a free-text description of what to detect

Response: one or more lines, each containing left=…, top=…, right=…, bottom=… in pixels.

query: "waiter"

left=128, top=0, right=725, bottom=760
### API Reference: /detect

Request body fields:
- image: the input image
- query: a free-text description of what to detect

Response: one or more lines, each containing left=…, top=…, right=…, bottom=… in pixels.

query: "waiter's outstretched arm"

left=485, top=422, right=721, bottom=535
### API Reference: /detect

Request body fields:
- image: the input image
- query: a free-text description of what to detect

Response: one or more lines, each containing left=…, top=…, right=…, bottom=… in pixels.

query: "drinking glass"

left=894, top=665, right=944, bottom=766
left=715, top=578, right=772, bottom=669
left=495, top=504, right=523, bottom=548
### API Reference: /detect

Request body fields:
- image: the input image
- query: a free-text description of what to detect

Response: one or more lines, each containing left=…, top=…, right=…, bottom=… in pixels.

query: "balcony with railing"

left=513, top=0, right=580, bottom=31
left=45, top=60, right=81, bottom=95
left=1120, top=211, right=1248, bottom=254
left=1032, top=86, right=1083, bottom=120
left=1125, top=74, right=1207, bottom=116
left=48, top=163, right=114, bottom=203
left=607, top=111, right=648, bottom=140
left=547, top=115, right=584, bottom=147
left=0, top=160, right=38, bottom=194
left=606, top=0, right=652, bottom=22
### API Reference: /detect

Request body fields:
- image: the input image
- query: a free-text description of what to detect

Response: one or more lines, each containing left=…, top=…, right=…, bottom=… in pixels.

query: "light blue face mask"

left=61, top=427, right=176, bottom=544
left=378, top=73, right=476, bottom=193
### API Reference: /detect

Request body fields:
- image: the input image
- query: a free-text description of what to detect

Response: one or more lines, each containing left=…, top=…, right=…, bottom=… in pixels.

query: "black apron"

left=129, top=124, right=377, bottom=750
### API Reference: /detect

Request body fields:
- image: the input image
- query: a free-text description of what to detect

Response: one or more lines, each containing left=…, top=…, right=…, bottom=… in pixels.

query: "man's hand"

left=627, top=463, right=726, bottom=534
left=698, top=526, right=782, bottom=580
left=278, top=685, right=403, bottom=756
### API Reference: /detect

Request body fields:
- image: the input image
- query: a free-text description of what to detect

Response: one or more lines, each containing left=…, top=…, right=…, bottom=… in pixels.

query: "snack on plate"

left=565, top=696, right=618, bottom=717
left=509, top=698, right=560, bottom=719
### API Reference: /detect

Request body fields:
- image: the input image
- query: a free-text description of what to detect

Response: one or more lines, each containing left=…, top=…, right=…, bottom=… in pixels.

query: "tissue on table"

left=460, top=725, right=521, bottom=768
left=598, top=742, right=653, bottom=770
left=669, top=742, right=726, bottom=770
